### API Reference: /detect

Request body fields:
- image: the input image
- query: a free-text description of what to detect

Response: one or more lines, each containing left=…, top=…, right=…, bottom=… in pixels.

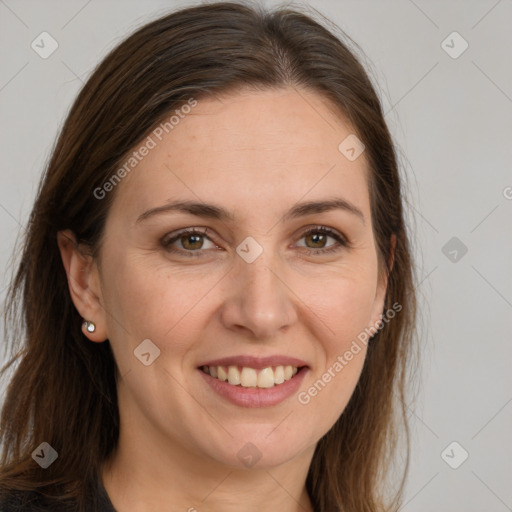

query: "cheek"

left=296, top=277, right=373, bottom=428
left=336, top=278, right=377, bottom=339
left=101, top=252, right=216, bottom=357
left=302, top=269, right=379, bottom=348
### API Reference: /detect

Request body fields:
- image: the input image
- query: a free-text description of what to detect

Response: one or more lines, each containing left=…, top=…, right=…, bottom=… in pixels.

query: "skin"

left=58, top=87, right=389, bottom=512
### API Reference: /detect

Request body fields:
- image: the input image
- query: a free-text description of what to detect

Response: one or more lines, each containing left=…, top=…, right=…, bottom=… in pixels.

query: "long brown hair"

left=0, top=2, right=417, bottom=510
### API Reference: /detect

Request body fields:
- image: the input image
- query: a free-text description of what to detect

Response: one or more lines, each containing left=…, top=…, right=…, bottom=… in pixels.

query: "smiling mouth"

left=200, top=365, right=305, bottom=389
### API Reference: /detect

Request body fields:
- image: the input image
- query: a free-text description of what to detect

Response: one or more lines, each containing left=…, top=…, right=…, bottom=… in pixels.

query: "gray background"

left=1, top=0, right=511, bottom=510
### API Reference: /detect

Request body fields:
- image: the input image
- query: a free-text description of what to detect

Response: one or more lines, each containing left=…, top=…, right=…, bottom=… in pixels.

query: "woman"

left=0, top=1, right=417, bottom=511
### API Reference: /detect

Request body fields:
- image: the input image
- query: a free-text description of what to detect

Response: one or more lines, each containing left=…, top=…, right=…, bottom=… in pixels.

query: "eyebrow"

left=136, top=197, right=365, bottom=224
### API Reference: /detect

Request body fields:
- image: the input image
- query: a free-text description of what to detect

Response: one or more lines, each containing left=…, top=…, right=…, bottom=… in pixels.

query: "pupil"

left=308, top=233, right=325, bottom=248
left=184, top=234, right=202, bottom=249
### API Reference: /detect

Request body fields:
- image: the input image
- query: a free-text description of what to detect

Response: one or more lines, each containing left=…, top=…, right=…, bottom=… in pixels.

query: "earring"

left=83, top=320, right=96, bottom=333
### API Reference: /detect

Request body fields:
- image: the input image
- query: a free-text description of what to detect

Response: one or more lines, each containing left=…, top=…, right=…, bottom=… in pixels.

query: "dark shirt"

left=0, top=474, right=117, bottom=511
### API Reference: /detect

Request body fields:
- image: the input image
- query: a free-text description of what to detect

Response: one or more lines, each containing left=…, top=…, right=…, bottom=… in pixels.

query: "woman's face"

left=89, top=87, right=387, bottom=470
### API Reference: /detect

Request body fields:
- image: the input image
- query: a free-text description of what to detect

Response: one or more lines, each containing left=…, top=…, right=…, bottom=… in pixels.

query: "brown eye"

left=304, top=232, right=329, bottom=249
left=296, top=226, right=347, bottom=255
left=162, top=228, right=216, bottom=257
left=161, top=225, right=347, bottom=259
left=180, top=233, right=205, bottom=250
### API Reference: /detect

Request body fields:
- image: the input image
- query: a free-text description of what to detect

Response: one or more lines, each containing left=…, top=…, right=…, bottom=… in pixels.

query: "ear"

left=57, top=229, right=108, bottom=342
left=369, top=234, right=396, bottom=330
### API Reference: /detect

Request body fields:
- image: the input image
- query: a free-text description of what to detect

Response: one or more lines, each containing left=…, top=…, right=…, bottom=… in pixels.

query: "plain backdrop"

left=1, top=1, right=511, bottom=510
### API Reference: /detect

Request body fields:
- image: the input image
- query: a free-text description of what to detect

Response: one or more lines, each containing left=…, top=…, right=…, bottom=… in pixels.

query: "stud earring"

left=83, top=320, right=96, bottom=333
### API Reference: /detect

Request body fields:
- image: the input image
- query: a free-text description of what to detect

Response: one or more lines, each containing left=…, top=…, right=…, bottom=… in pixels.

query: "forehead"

left=167, top=87, right=361, bottom=166
left=109, top=87, right=371, bottom=221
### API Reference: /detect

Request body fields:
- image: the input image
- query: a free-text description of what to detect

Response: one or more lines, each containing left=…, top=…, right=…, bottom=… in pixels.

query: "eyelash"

left=161, top=225, right=348, bottom=258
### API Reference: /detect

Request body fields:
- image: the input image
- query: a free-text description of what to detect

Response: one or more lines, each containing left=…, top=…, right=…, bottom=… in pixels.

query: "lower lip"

left=198, top=367, right=309, bottom=408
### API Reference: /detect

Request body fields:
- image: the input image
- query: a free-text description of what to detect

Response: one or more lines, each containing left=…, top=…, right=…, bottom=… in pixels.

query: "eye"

left=295, top=226, right=347, bottom=255
left=161, top=225, right=348, bottom=258
left=161, top=228, right=217, bottom=257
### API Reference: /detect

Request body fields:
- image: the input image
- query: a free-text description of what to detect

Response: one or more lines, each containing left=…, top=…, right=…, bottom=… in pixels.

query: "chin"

left=206, top=432, right=310, bottom=470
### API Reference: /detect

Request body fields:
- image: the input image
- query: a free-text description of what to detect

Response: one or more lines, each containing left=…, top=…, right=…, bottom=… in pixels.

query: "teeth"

left=257, top=367, right=274, bottom=388
left=217, top=366, right=228, bottom=382
left=202, top=364, right=300, bottom=388
left=274, top=365, right=285, bottom=384
left=228, top=365, right=241, bottom=385
left=240, top=367, right=257, bottom=387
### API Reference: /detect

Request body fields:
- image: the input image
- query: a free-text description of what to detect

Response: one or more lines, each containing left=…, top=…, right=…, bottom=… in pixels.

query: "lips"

left=196, top=354, right=310, bottom=407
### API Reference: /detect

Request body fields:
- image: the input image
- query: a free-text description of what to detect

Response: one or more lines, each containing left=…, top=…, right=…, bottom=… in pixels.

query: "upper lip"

left=198, top=355, right=309, bottom=370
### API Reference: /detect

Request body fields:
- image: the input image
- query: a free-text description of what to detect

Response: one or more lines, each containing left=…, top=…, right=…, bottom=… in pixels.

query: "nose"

left=219, top=253, right=298, bottom=340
